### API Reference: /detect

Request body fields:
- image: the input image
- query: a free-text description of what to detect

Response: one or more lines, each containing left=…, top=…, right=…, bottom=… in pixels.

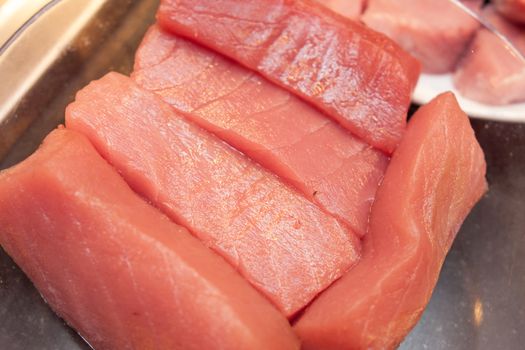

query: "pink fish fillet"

left=157, top=0, right=421, bottom=153
left=362, top=0, right=482, bottom=73
left=0, top=128, right=300, bottom=350
left=493, top=0, right=525, bottom=24
left=65, top=72, right=360, bottom=318
left=294, top=92, right=487, bottom=349
left=453, top=5, right=525, bottom=105
left=132, top=25, right=388, bottom=237
left=318, top=0, right=366, bottom=19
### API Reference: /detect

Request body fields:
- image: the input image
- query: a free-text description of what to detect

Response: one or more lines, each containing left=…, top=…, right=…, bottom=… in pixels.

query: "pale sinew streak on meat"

left=318, top=0, right=366, bottom=19
left=454, top=6, right=525, bottom=105
left=493, top=0, right=525, bottom=24
left=157, top=0, right=421, bottom=153
left=294, top=92, right=487, bottom=349
left=362, top=0, right=482, bottom=73
left=132, top=25, right=388, bottom=237
left=65, top=72, right=361, bottom=318
left=0, top=129, right=300, bottom=350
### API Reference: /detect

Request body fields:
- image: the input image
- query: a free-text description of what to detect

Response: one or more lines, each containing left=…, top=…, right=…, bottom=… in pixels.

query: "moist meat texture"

left=66, top=72, right=361, bottom=318
left=157, top=0, right=421, bottom=153
left=294, top=92, right=487, bottom=349
left=0, top=129, right=299, bottom=350
left=132, top=25, right=388, bottom=237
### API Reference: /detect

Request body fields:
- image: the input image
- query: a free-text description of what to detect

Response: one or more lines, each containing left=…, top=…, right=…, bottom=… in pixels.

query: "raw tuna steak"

left=494, top=0, right=525, bottom=24
left=132, top=25, right=388, bottom=237
left=294, top=92, right=487, bottom=349
left=66, top=72, right=360, bottom=318
left=0, top=128, right=299, bottom=350
left=157, top=0, right=421, bottom=153
left=453, top=6, right=525, bottom=105
left=362, top=0, right=482, bottom=73
left=318, top=0, right=366, bottom=19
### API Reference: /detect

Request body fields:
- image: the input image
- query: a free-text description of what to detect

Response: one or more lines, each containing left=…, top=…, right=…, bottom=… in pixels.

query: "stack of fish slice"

left=0, top=1, right=487, bottom=349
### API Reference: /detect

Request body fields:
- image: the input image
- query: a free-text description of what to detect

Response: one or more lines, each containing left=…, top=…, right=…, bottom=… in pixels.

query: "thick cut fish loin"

left=157, top=0, right=421, bottom=153
left=318, top=0, right=365, bottom=19
left=0, top=129, right=300, bottom=350
left=453, top=6, right=525, bottom=105
left=362, top=0, right=482, bottom=73
left=294, top=92, right=487, bottom=349
left=66, top=72, right=360, bottom=318
left=132, top=25, right=388, bottom=237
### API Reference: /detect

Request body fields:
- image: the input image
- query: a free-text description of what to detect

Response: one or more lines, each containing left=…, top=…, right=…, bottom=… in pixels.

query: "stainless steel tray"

left=0, top=1, right=524, bottom=349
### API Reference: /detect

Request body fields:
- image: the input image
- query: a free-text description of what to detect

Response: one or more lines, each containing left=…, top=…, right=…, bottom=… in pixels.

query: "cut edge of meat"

left=156, top=0, right=421, bottom=154
left=0, top=127, right=301, bottom=350
left=293, top=91, right=487, bottom=349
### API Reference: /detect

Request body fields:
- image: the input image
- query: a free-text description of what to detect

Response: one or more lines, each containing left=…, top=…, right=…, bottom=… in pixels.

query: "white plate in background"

left=413, top=73, right=525, bottom=123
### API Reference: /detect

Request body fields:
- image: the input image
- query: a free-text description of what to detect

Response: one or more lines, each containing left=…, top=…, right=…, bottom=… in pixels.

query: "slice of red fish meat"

left=493, top=0, right=525, bottom=24
left=65, top=72, right=361, bottom=318
left=317, top=0, right=366, bottom=19
left=294, top=92, right=487, bottom=349
left=453, top=6, right=525, bottom=105
left=157, top=0, right=421, bottom=153
left=362, top=0, right=482, bottom=73
left=132, top=25, right=388, bottom=237
left=0, top=128, right=300, bottom=350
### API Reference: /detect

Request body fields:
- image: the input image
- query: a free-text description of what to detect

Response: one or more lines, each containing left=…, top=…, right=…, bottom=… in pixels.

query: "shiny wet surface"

left=401, top=120, right=525, bottom=349
left=0, top=0, right=524, bottom=348
left=2, top=111, right=524, bottom=350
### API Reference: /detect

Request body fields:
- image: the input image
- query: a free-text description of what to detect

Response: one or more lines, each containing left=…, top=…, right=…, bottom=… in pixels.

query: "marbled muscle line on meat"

left=132, top=26, right=388, bottom=236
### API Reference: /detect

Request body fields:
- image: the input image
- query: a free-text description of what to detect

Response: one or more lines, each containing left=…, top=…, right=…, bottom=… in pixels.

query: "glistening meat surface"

left=0, top=129, right=299, bottom=350
left=157, top=0, right=421, bottom=153
left=294, top=92, right=487, bottom=349
left=65, top=72, right=361, bottom=318
left=132, top=25, right=388, bottom=237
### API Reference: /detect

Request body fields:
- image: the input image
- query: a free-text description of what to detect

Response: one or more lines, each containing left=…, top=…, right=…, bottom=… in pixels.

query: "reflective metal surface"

left=0, top=0, right=159, bottom=346
left=0, top=0, right=52, bottom=47
left=401, top=120, right=525, bottom=349
left=0, top=1, right=524, bottom=349
left=0, top=0, right=158, bottom=160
